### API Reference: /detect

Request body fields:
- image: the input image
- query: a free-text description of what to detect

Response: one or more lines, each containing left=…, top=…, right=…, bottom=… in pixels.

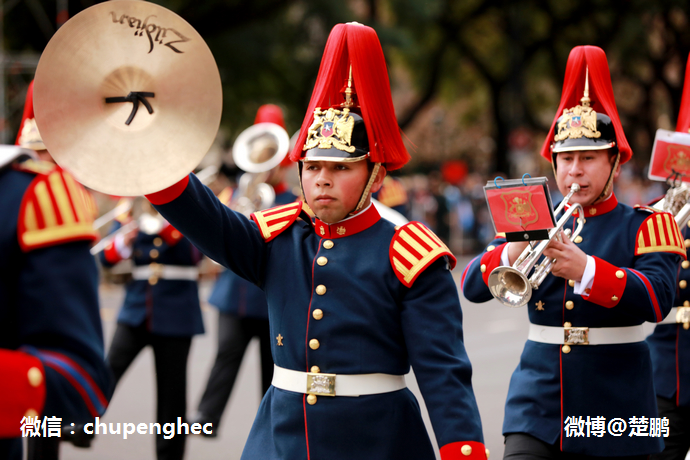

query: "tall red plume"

left=16, top=80, right=36, bottom=146
left=289, top=22, right=410, bottom=170
left=539, top=46, right=631, bottom=164
left=676, top=53, right=690, bottom=133
left=255, top=104, right=286, bottom=130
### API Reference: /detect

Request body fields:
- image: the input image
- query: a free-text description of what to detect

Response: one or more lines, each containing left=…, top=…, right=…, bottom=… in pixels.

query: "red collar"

left=313, top=204, right=381, bottom=239
left=566, top=193, right=618, bottom=218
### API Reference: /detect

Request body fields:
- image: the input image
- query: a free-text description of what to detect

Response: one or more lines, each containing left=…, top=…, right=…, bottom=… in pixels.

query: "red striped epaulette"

left=635, top=210, right=687, bottom=260
left=13, top=159, right=56, bottom=175
left=18, top=168, right=99, bottom=252
left=389, top=222, right=457, bottom=288
left=251, top=201, right=304, bottom=242
left=377, top=177, right=408, bottom=208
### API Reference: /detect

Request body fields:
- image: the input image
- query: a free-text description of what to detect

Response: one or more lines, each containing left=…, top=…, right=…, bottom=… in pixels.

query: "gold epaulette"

left=18, top=168, right=99, bottom=252
left=635, top=211, right=686, bottom=259
left=251, top=201, right=304, bottom=242
left=389, top=222, right=457, bottom=288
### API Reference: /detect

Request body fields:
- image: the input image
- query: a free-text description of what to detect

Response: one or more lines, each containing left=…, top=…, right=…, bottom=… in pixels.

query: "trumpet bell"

left=232, top=123, right=290, bottom=174
left=488, top=266, right=533, bottom=308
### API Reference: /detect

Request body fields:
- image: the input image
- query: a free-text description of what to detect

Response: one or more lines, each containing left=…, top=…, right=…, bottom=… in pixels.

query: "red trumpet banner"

left=485, top=184, right=556, bottom=234
left=649, top=129, right=690, bottom=183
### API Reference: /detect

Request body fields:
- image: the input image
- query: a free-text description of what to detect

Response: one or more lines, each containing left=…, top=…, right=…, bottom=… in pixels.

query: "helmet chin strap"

left=350, top=162, right=381, bottom=216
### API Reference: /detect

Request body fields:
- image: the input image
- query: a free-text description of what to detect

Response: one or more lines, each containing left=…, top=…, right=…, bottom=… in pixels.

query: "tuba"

left=230, top=122, right=290, bottom=216
left=488, top=183, right=585, bottom=308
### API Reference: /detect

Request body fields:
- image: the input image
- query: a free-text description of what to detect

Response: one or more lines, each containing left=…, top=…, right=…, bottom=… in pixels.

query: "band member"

left=99, top=201, right=204, bottom=460
left=0, top=81, right=110, bottom=460
left=144, top=22, right=487, bottom=460
left=191, top=104, right=296, bottom=433
left=646, top=53, right=690, bottom=460
left=461, top=46, right=684, bottom=458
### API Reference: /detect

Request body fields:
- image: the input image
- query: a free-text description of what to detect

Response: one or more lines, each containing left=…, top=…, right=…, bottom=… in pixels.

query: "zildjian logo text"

left=109, top=12, right=190, bottom=54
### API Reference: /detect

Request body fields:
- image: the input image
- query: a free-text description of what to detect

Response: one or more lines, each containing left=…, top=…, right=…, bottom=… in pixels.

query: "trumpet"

left=652, top=176, right=690, bottom=229
left=488, top=183, right=585, bottom=308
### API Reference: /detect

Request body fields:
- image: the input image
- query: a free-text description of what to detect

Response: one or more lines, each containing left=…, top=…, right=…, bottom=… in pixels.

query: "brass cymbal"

left=33, top=0, right=222, bottom=196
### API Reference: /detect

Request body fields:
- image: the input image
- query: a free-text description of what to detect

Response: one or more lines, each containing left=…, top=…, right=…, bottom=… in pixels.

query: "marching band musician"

left=0, top=81, right=111, bottom=460
left=646, top=53, right=690, bottom=460
left=144, top=22, right=487, bottom=460
left=191, top=104, right=297, bottom=433
left=98, top=199, right=204, bottom=460
left=461, top=46, right=685, bottom=459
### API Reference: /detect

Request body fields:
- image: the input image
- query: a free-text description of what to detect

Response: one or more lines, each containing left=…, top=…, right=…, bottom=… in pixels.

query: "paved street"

left=56, top=256, right=658, bottom=459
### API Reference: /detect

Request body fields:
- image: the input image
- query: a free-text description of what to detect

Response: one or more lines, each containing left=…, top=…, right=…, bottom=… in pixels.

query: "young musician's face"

left=555, top=149, right=619, bottom=206
left=302, top=160, right=383, bottom=223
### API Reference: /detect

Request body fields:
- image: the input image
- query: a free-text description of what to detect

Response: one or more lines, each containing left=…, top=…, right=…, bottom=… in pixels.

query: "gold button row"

left=316, top=285, right=326, bottom=295
left=317, top=256, right=328, bottom=266
left=323, top=240, right=334, bottom=249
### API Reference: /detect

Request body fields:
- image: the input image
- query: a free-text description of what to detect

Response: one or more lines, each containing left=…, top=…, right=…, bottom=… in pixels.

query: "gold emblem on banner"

left=501, top=190, right=538, bottom=227
left=304, top=107, right=355, bottom=153
left=663, top=145, right=690, bottom=176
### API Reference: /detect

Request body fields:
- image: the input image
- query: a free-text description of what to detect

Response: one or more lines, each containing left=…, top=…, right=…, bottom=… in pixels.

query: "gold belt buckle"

left=676, top=307, right=690, bottom=330
left=564, top=326, right=589, bottom=345
left=306, top=372, right=336, bottom=397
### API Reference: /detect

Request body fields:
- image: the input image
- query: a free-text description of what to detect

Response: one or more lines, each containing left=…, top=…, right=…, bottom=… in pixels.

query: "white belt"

left=271, top=365, right=406, bottom=397
left=659, top=307, right=690, bottom=325
left=131, top=264, right=199, bottom=281
left=528, top=323, right=645, bottom=345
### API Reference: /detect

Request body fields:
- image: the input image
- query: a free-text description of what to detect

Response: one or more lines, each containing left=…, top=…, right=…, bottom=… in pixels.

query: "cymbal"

left=33, top=0, right=222, bottom=196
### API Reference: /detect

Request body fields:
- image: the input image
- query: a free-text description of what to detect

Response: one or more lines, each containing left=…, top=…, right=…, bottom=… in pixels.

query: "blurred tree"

left=4, top=0, right=690, bottom=173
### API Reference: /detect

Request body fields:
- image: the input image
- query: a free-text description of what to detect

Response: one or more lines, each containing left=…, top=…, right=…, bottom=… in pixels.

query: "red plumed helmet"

left=254, top=104, right=287, bottom=130
left=289, top=22, right=410, bottom=171
left=540, top=46, right=631, bottom=164
left=16, top=80, right=46, bottom=151
left=676, top=53, right=690, bottom=133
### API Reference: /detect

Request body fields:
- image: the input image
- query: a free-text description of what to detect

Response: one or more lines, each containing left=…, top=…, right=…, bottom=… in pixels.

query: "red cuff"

left=440, top=441, right=489, bottom=460
left=480, top=243, right=507, bottom=286
left=145, top=175, right=190, bottom=205
left=0, top=350, right=46, bottom=437
left=582, top=256, right=626, bottom=308
left=159, top=223, right=184, bottom=246
left=103, top=242, right=123, bottom=264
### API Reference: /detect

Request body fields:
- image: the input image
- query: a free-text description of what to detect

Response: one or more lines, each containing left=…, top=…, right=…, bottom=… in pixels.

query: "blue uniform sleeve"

left=400, top=258, right=484, bottom=447
left=460, top=237, right=507, bottom=304
left=18, top=241, right=112, bottom=422
left=152, top=173, right=268, bottom=286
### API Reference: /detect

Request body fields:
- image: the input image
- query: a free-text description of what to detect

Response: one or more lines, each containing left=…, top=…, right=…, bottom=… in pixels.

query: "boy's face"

left=302, top=160, right=384, bottom=223
left=555, top=149, right=619, bottom=206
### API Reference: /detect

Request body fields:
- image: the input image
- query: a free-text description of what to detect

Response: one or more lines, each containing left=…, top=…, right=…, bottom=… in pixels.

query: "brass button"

left=683, top=261, right=690, bottom=269
left=573, top=236, right=583, bottom=244
left=323, top=240, right=334, bottom=249
left=317, top=256, right=328, bottom=266
left=315, top=285, right=327, bottom=295
left=486, top=245, right=495, bottom=252
left=565, top=300, right=574, bottom=310
left=562, top=345, right=571, bottom=354
left=688, top=221, right=690, bottom=228
left=568, top=280, right=575, bottom=287
left=615, top=270, right=625, bottom=279
left=153, top=237, right=163, bottom=247
left=611, top=295, right=619, bottom=301
left=681, top=280, right=688, bottom=289
left=486, top=449, right=491, bottom=459
left=312, top=309, right=324, bottom=320
left=27, top=367, right=43, bottom=388
left=309, top=339, right=320, bottom=350
left=310, top=366, right=320, bottom=373
left=564, top=322, right=572, bottom=328
left=172, top=230, right=181, bottom=239
left=307, top=394, right=317, bottom=405
left=149, top=249, right=159, bottom=259
left=480, top=264, right=486, bottom=273
left=685, top=300, right=690, bottom=307
left=25, top=408, right=39, bottom=418
left=685, top=239, right=690, bottom=248
left=461, top=444, right=472, bottom=455
left=149, top=277, right=158, bottom=286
